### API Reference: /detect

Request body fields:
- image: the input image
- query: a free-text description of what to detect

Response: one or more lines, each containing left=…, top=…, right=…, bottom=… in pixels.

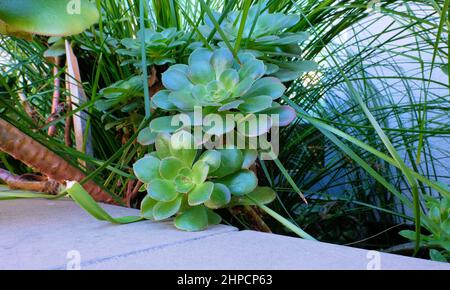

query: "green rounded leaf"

left=232, top=187, right=276, bottom=206
left=211, top=47, right=234, bottom=77
left=244, top=77, right=286, bottom=100
left=170, top=64, right=189, bottom=74
left=168, top=90, right=197, bottom=111
left=272, top=61, right=318, bottom=81
left=159, top=157, right=186, bottom=180
left=262, top=105, right=296, bottom=127
left=199, top=150, right=221, bottom=173
left=152, top=90, right=176, bottom=110
left=239, top=58, right=265, bottom=80
left=140, top=195, right=158, bottom=220
left=133, top=156, right=161, bottom=183
left=174, top=205, right=208, bottom=231
left=206, top=208, right=222, bottom=226
left=219, top=69, right=239, bottom=90
left=153, top=197, right=182, bottom=221
left=0, top=0, right=99, bottom=37
left=239, top=95, right=273, bottom=113
left=213, top=148, right=244, bottom=178
left=162, top=68, right=192, bottom=91
left=155, top=133, right=172, bottom=159
left=218, top=170, right=258, bottom=196
left=137, top=127, right=157, bottom=146
left=205, top=183, right=231, bottom=209
left=188, top=61, right=215, bottom=84
left=218, top=100, right=244, bottom=112
left=188, top=182, right=214, bottom=206
left=191, top=161, right=210, bottom=184
left=150, top=116, right=183, bottom=133
left=188, top=48, right=213, bottom=66
left=148, top=179, right=178, bottom=202
left=233, top=76, right=255, bottom=96
left=43, top=38, right=65, bottom=57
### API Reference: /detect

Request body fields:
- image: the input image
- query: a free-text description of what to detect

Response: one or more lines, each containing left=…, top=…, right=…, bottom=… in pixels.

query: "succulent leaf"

left=137, top=127, right=158, bottom=146
left=217, top=170, right=258, bottom=196
left=191, top=161, right=210, bottom=184
left=204, top=183, right=231, bottom=209
left=198, top=150, right=221, bottom=173
left=159, top=157, right=186, bottom=180
left=174, top=205, right=209, bottom=231
left=148, top=179, right=179, bottom=202
left=153, top=197, right=183, bottom=221
left=231, top=186, right=277, bottom=206
left=213, top=148, right=244, bottom=178
left=133, top=155, right=161, bottom=183
left=188, top=182, right=214, bottom=206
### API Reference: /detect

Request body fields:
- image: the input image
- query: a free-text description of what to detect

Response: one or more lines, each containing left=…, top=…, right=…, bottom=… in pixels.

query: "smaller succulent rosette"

left=117, top=27, right=186, bottom=67
left=197, top=0, right=319, bottom=81
left=133, top=133, right=276, bottom=231
left=96, top=75, right=144, bottom=113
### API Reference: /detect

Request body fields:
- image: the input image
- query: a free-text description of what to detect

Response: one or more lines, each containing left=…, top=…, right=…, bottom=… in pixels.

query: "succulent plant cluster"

left=198, top=1, right=318, bottom=82
left=150, top=47, right=297, bottom=138
left=199, top=1, right=302, bottom=46
left=95, top=28, right=187, bottom=117
left=126, top=3, right=318, bottom=231
left=400, top=195, right=450, bottom=261
left=117, top=27, right=186, bottom=68
left=133, top=133, right=276, bottom=231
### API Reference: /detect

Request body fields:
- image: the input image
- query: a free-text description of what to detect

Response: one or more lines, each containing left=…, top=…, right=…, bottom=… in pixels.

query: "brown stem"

left=0, top=168, right=60, bottom=194
left=125, top=180, right=143, bottom=208
left=230, top=205, right=272, bottom=233
left=48, top=57, right=61, bottom=137
left=64, top=97, right=73, bottom=147
left=18, top=91, right=40, bottom=123
left=242, top=205, right=272, bottom=233
left=0, top=118, right=113, bottom=203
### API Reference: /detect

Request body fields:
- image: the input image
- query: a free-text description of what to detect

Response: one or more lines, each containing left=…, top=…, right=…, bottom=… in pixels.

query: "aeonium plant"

left=149, top=47, right=297, bottom=138
left=133, top=132, right=276, bottom=231
left=198, top=0, right=319, bottom=82
left=199, top=0, right=303, bottom=47
left=117, top=27, right=186, bottom=68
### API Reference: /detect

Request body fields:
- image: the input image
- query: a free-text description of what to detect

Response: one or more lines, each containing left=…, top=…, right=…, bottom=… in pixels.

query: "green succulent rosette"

left=197, top=0, right=318, bottom=81
left=133, top=133, right=276, bottom=231
left=150, top=47, right=297, bottom=138
left=96, top=76, right=144, bottom=113
left=117, top=27, right=186, bottom=67
left=199, top=1, right=302, bottom=45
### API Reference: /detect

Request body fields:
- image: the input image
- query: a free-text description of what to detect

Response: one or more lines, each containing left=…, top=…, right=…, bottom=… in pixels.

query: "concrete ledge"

left=0, top=199, right=448, bottom=270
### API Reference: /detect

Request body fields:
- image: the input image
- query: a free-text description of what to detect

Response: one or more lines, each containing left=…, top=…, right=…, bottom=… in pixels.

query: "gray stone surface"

left=87, top=230, right=449, bottom=270
left=0, top=198, right=235, bottom=269
left=0, top=199, right=449, bottom=270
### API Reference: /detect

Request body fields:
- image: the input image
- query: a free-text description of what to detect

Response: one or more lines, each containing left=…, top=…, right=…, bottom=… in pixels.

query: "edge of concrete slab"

left=1, top=198, right=449, bottom=270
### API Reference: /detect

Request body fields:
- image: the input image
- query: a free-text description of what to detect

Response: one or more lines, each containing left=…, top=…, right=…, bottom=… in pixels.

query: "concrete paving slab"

left=85, top=230, right=450, bottom=270
left=0, top=199, right=449, bottom=270
left=0, top=199, right=236, bottom=269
